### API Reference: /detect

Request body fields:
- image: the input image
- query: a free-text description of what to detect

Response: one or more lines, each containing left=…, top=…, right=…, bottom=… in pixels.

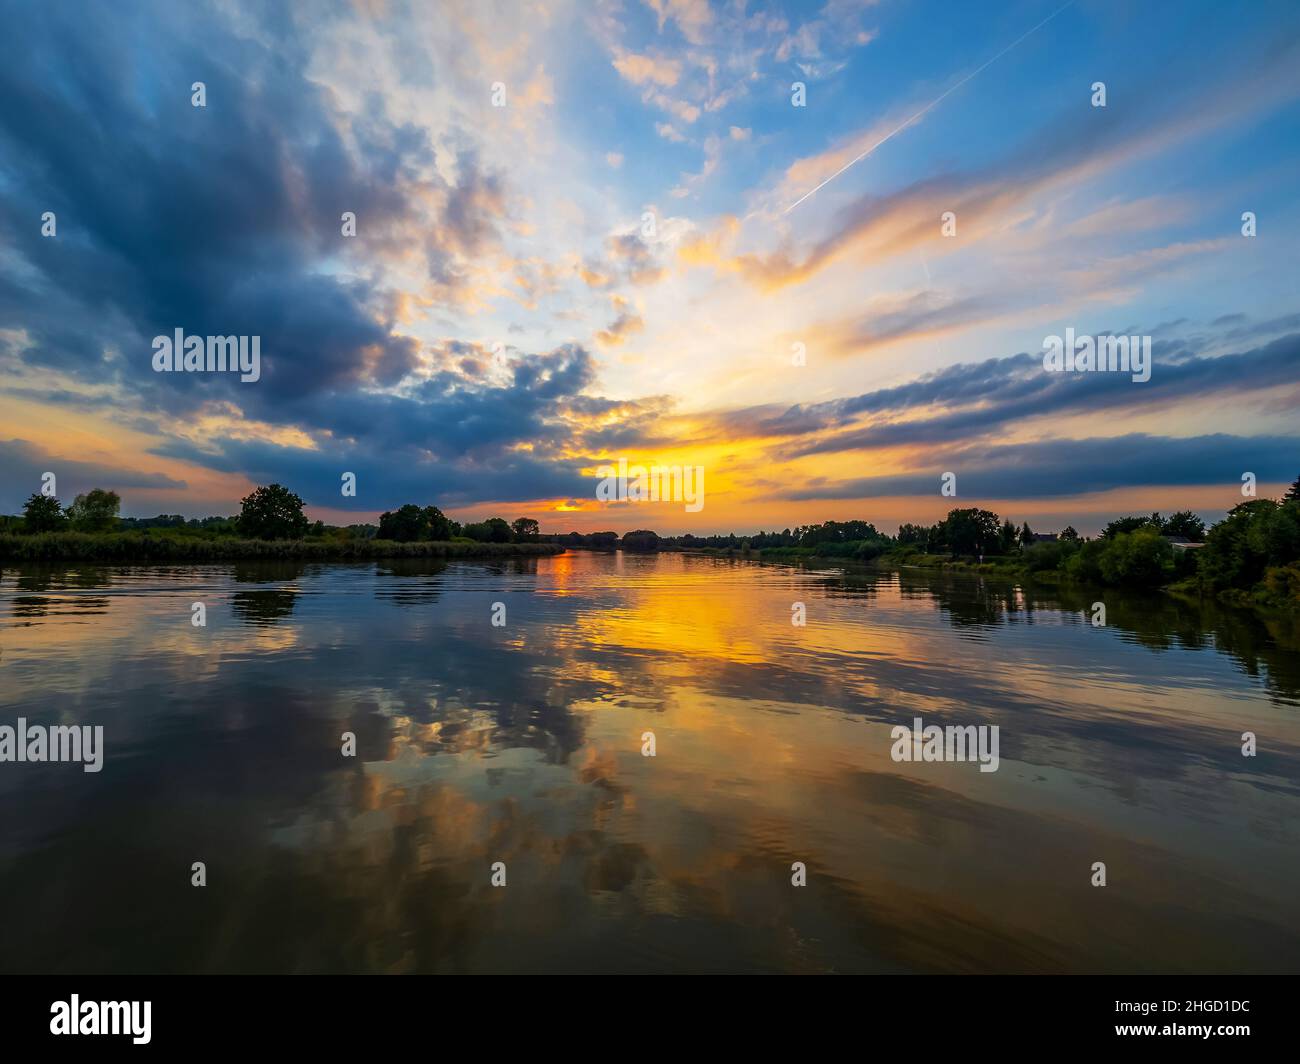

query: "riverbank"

left=689, top=544, right=1021, bottom=574
left=684, top=545, right=1300, bottom=615
left=0, top=532, right=566, bottom=562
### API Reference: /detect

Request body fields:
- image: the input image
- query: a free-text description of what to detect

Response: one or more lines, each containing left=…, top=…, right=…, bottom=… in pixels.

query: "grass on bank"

left=0, top=531, right=564, bottom=562
left=692, top=540, right=1300, bottom=614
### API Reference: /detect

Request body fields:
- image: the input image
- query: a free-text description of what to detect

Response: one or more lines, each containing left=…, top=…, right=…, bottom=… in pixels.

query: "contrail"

left=784, top=0, right=1076, bottom=214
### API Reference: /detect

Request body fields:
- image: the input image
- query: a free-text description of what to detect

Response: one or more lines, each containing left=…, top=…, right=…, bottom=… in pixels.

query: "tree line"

left=8, top=477, right=1299, bottom=607
left=6, top=484, right=543, bottom=545
left=632, top=479, right=1300, bottom=608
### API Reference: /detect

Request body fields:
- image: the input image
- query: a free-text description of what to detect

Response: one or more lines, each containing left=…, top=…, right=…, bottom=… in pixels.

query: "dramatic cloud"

left=779, top=433, right=1298, bottom=501
left=0, top=440, right=186, bottom=513
left=0, top=1, right=1296, bottom=530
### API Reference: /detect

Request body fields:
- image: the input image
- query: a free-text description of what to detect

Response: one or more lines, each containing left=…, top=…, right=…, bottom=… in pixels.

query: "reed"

left=0, top=533, right=565, bottom=563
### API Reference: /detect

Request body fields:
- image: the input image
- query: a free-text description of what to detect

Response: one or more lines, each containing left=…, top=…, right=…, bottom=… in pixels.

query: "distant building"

left=1029, top=533, right=1058, bottom=543
left=1163, top=536, right=1206, bottom=551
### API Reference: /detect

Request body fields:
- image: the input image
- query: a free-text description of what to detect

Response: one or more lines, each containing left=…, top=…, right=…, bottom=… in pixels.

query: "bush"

left=1198, top=499, right=1300, bottom=590
left=1261, top=562, right=1300, bottom=609
left=1172, top=546, right=1201, bottom=580
left=1023, top=540, right=1069, bottom=573
left=1063, top=540, right=1104, bottom=583
left=853, top=539, right=887, bottom=561
left=1098, top=527, right=1173, bottom=587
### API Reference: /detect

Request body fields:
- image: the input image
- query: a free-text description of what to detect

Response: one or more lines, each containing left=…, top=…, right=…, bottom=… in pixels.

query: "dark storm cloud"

left=782, top=332, right=1300, bottom=458
left=149, top=434, right=591, bottom=510
left=698, top=329, right=1300, bottom=459
left=779, top=433, right=1298, bottom=501
left=0, top=2, right=431, bottom=402
left=0, top=1, right=617, bottom=510
left=243, top=344, right=596, bottom=459
left=132, top=342, right=603, bottom=509
left=0, top=6, right=504, bottom=407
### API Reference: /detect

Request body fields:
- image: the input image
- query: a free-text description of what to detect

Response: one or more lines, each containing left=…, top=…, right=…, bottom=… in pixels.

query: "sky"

left=0, top=0, right=1297, bottom=536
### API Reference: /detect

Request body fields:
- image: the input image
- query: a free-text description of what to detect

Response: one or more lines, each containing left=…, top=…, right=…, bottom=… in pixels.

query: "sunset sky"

left=1, top=0, right=1297, bottom=536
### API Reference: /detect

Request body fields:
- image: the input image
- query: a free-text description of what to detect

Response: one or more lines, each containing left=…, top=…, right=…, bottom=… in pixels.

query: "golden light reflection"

left=4, top=554, right=1297, bottom=972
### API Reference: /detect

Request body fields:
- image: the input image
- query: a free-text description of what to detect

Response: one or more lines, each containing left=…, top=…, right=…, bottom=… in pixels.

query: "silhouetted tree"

left=1101, top=515, right=1155, bottom=539
left=1199, top=499, right=1300, bottom=589
left=378, top=504, right=427, bottom=542
left=622, top=529, right=660, bottom=552
left=999, top=519, right=1018, bottom=553
left=940, top=508, right=1002, bottom=557
left=462, top=518, right=513, bottom=543
left=1163, top=510, right=1207, bottom=542
left=511, top=517, right=540, bottom=540
left=66, top=489, right=121, bottom=532
left=897, top=523, right=931, bottom=550
left=424, top=506, right=453, bottom=540
left=22, top=492, right=67, bottom=532
left=236, top=484, right=309, bottom=540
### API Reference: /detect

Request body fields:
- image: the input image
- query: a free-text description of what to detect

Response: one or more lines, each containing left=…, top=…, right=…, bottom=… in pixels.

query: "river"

left=1, top=551, right=1296, bottom=972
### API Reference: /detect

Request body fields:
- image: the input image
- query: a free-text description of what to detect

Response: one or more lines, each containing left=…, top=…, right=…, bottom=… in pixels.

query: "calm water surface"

left=1, top=551, right=1297, bottom=973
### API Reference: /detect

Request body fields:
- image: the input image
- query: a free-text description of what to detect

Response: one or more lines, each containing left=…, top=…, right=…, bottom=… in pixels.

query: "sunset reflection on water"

left=1, top=552, right=1297, bottom=973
